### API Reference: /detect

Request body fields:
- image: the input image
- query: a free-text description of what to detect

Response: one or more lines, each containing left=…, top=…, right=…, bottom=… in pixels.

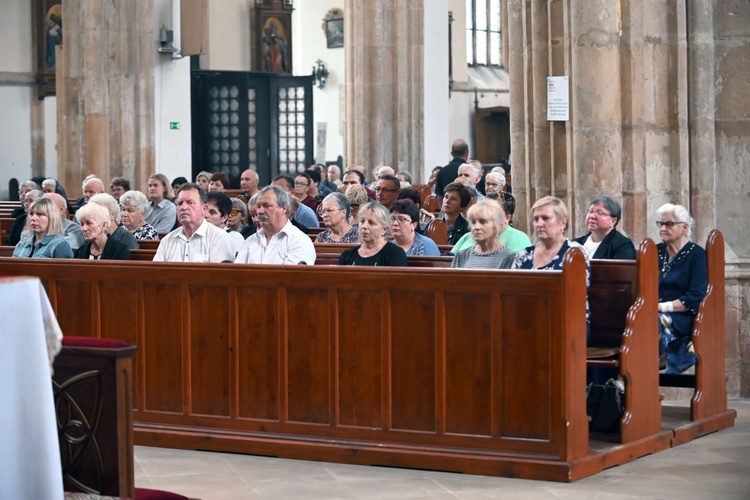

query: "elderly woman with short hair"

left=655, top=203, right=706, bottom=374
left=483, top=172, right=506, bottom=196
left=390, top=200, right=439, bottom=256
left=316, top=192, right=359, bottom=243
left=89, top=193, right=139, bottom=249
left=120, top=190, right=159, bottom=240
left=227, top=197, right=248, bottom=234
left=74, top=203, right=130, bottom=260
left=451, top=200, right=514, bottom=269
left=338, top=202, right=407, bottom=266
left=12, top=197, right=73, bottom=258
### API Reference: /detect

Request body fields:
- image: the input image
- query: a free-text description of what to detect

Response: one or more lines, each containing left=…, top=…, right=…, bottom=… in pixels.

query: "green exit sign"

left=169, top=122, right=180, bottom=130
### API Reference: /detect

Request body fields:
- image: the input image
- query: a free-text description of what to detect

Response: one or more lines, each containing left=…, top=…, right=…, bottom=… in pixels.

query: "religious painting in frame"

left=325, top=19, right=344, bottom=49
left=35, top=0, right=62, bottom=99
left=255, top=10, right=293, bottom=74
left=322, top=8, right=344, bottom=49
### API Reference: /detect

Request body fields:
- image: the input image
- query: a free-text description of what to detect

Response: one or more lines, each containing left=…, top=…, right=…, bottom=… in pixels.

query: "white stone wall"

left=0, top=1, right=35, bottom=198
left=153, top=0, right=193, bottom=185
left=294, top=0, right=346, bottom=165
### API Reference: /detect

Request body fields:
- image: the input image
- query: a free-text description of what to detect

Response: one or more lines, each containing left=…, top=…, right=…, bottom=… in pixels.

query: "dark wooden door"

left=192, top=71, right=313, bottom=187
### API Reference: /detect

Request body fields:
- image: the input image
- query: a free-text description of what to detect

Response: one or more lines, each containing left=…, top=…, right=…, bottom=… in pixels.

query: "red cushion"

left=135, top=488, right=189, bottom=500
left=62, top=336, right=132, bottom=349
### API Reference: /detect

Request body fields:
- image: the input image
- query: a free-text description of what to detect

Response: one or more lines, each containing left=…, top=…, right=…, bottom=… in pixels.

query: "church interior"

left=0, top=0, right=748, bottom=497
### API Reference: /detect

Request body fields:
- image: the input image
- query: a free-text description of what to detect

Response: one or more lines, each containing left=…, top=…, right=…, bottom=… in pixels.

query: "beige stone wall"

left=507, top=0, right=750, bottom=396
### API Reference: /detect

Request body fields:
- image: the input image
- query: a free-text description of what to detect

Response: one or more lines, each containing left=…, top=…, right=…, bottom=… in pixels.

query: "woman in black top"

left=573, top=196, right=636, bottom=260
left=73, top=203, right=130, bottom=260
left=338, top=202, right=407, bottom=267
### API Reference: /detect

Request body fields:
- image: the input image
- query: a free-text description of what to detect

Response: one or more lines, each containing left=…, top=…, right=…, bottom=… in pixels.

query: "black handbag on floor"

left=586, top=379, right=625, bottom=433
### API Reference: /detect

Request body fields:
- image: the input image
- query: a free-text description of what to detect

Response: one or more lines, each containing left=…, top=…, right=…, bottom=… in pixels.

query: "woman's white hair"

left=89, top=193, right=121, bottom=225
left=75, top=202, right=111, bottom=230
left=656, top=203, right=694, bottom=239
left=119, top=190, right=149, bottom=214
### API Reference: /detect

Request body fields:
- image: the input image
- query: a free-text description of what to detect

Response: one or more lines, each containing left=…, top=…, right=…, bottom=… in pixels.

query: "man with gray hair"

left=374, top=165, right=395, bottom=182
left=456, top=163, right=484, bottom=199
left=44, top=192, right=85, bottom=249
left=235, top=185, right=316, bottom=265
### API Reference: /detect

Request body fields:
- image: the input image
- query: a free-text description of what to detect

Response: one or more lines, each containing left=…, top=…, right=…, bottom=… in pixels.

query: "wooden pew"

left=586, top=239, right=662, bottom=443
left=658, top=230, right=735, bottom=444
left=1, top=218, right=16, bottom=243
left=53, top=338, right=137, bottom=498
left=586, top=232, right=735, bottom=445
left=0, top=250, right=670, bottom=483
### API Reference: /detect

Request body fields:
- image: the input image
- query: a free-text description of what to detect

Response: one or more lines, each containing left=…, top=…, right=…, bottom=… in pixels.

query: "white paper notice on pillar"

left=316, top=122, right=327, bottom=164
left=547, top=76, right=570, bottom=121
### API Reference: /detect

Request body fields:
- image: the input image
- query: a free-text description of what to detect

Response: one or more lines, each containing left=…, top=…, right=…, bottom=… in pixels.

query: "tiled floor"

left=134, top=399, right=750, bottom=499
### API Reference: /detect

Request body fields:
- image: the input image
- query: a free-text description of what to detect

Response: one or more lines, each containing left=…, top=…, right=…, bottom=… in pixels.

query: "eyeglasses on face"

left=294, top=181, right=309, bottom=187
left=587, top=209, right=611, bottom=217
left=656, top=221, right=685, bottom=228
left=485, top=182, right=501, bottom=188
left=320, top=208, right=342, bottom=215
left=230, top=210, right=241, bottom=216
left=391, top=216, right=412, bottom=224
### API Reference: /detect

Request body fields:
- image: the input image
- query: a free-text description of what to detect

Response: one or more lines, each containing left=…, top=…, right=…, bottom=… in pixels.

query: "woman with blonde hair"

left=338, top=202, right=407, bottom=266
left=451, top=200, right=514, bottom=269
left=512, top=196, right=590, bottom=339
left=12, top=197, right=73, bottom=258
left=344, top=184, right=369, bottom=225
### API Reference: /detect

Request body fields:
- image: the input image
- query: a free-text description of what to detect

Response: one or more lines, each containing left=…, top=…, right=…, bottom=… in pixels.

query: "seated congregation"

left=0, top=157, right=736, bottom=483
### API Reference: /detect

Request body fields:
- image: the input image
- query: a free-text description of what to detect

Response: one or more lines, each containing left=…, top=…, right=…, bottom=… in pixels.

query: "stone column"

left=345, top=0, right=423, bottom=178
left=58, top=0, right=155, bottom=193
left=507, top=0, right=750, bottom=396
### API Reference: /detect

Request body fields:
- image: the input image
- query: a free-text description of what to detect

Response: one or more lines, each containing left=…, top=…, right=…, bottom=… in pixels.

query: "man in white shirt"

left=145, top=174, right=177, bottom=233
left=153, top=183, right=234, bottom=263
left=235, top=185, right=316, bottom=265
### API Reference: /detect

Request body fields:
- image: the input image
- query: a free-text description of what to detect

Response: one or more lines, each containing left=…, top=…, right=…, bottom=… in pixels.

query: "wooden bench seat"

left=585, top=231, right=735, bottom=445
left=0, top=249, right=678, bottom=483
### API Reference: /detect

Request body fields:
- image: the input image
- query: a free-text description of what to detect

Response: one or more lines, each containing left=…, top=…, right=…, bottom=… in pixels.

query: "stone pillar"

left=507, top=0, right=750, bottom=396
left=58, top=0, right=155, bottom=194
left=345, top=0, right=423, bottom=178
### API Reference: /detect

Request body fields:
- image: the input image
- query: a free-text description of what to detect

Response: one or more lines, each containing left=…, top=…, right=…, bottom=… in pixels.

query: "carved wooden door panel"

left=192, top=71, right=313, bottom=187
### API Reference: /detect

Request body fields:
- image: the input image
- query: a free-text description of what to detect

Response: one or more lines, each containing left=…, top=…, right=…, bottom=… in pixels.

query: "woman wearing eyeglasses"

left=483, top=172, right=506, bottom=196
left=655, top=203, right=706, bottom=374
left=316, top=193, right=359, bottom=243
left=573, top=196, right=636, bottom=260
left=390, top=200, right=440, bottom=256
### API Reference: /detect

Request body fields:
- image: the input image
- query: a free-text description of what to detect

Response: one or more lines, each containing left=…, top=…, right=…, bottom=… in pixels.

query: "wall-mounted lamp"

left=312, top=60, right=329, bottom=90
left=157, top=25, right=180, bottom=56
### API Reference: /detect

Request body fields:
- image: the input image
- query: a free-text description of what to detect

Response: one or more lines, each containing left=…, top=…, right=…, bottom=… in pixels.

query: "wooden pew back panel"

left=0, top=255, right=589, bottom=471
